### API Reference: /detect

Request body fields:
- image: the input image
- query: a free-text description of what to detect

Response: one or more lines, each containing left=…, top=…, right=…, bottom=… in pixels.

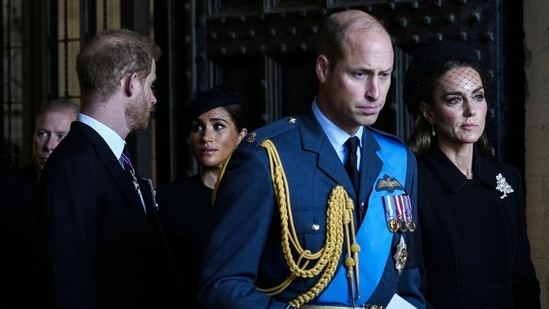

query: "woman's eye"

left=191, top=124, right=204, bottom=132
left=446, top=97, right=462, bottom=105
left=473, top=94, right=485, bottom=101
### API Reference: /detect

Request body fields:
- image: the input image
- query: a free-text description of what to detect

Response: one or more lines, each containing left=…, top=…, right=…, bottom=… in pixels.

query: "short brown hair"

left=76, top=29, right=161, bottom=104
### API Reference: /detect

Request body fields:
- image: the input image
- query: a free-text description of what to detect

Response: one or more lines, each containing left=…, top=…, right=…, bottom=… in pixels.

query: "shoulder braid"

left=256, top=139, right=361, bottom=307
left=212, top=139, right=360, bottom=307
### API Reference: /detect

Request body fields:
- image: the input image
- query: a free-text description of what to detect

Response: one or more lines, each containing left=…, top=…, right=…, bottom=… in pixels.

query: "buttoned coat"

left=418, top=145, right=540, bottom=308
left=198, top=109, right=424, bottom=308
left=35, top=121, right=183, bottom=309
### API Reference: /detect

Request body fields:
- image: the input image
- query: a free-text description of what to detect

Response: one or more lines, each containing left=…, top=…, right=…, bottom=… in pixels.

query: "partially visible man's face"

left=126, top=60, right=157, bottom=132
left=33, top=109, right=76, bottom=172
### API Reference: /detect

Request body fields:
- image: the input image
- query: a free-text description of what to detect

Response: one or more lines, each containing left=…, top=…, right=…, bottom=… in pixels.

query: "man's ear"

left=316, top=55, right=330, bottom=83
left=124, top=72, right=139, bottom=96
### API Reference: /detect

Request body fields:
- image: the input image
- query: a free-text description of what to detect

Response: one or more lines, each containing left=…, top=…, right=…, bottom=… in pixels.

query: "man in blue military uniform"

left=198, top=10, right=425, bottom=309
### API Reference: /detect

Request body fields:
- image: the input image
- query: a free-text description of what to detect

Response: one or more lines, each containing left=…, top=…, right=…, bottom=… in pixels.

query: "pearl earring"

left=431, top=123, right=436, bottom=137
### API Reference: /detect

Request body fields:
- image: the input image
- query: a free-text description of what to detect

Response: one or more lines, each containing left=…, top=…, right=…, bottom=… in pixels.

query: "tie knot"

left=345, top=136, right=359, bottom=154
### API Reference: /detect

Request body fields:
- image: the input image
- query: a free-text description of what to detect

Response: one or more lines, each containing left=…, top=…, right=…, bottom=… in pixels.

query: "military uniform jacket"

left=198, top=109, right=424, bottom=309
left=418, top=145, right=540, bottom=308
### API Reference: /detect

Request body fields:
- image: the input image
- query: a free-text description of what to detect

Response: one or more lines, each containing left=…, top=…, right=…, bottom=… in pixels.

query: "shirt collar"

left=311, top=99, right=363, bottom=164
left=77, top=113, right=126, bottom=159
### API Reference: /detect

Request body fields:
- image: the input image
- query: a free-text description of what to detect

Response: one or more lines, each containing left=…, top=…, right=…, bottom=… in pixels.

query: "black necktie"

left=344, top=136, right=359, bottom=194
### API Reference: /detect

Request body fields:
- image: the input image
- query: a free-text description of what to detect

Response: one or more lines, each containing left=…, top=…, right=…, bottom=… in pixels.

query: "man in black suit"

left=0, top=99, right=78, bottom=308
left=35, top=29, right=182, bottom=309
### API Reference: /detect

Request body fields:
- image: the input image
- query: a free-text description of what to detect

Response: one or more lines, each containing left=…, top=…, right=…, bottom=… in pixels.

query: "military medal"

left=398, top=220, right=408, bottom=232
left=402, top=193, right=415, bottom=232
left=382, top=196, right=399, bottom=232
left=406, top=219, right=416, bottom=232
left=388, top=218, right=399, bottom=233
left=393, top=235, right=408, bottom=276
left=383, top=194, right=415, bottom=233
left=395, top=198, right=408, bottom=232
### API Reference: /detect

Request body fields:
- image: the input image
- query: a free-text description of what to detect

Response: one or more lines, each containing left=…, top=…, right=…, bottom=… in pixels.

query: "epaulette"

left=241, top=116, right=299, bottom=149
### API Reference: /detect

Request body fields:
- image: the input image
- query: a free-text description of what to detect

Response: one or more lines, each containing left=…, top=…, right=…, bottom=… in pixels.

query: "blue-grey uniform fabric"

left=198, top=109, right=424, bottom=309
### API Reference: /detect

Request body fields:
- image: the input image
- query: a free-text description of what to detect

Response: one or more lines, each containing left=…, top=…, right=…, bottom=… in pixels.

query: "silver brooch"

left=495, top=173, right=514, bottom=199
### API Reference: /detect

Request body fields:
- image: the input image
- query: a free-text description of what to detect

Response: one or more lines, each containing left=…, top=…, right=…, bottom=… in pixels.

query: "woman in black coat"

left=403, top=40, right=540, bottom=308
left=155, top=84, right=248, bottom=308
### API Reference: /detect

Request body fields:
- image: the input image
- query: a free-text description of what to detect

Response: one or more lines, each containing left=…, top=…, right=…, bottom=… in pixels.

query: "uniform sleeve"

left=197, top=145, right=289, bottom=309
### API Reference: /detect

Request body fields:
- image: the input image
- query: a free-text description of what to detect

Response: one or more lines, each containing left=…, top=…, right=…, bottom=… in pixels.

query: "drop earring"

left=431, top=123, right=436, bottom=137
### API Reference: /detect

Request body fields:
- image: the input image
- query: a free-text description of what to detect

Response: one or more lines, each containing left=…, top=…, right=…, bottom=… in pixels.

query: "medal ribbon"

left=383, top=196, right=396, bottom=223
left=316, top=133, right=407, bottom=306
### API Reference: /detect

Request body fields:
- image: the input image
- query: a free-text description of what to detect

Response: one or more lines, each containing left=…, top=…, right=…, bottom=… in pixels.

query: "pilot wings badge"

left=376, top=174, right=404, bottom=193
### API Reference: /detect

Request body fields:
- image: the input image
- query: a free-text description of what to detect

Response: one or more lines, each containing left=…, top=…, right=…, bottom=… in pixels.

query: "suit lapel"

left=359, top=129, right=383, bottom=203
left=71, top=122, right=155, bottom=248
left=299, top=110, right=356, bottom=196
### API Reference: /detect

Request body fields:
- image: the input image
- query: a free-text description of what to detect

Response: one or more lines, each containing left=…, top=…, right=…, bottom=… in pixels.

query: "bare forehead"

left=38, top=109, right=77, bottom=123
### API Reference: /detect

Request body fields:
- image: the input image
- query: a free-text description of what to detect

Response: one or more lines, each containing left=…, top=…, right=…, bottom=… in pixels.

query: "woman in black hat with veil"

left=403, top=40, right=540, bottom=308
left=155, top=84, right=248, bottom=308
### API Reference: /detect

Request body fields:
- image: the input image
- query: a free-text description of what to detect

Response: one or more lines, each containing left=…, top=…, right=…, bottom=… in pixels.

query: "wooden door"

left=154, top=0, right=524, bottom=184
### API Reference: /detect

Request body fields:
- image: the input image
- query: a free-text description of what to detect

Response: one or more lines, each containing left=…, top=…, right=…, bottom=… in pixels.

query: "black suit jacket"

left=0, top=164, right=48, bottom=308
left=35, top=121, right=183, bottom=309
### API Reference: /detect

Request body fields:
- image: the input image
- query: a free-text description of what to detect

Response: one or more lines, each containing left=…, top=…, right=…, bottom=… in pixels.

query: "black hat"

left=402, top=40, right=480, bottom=114
left=184, top=84, right=242, bottom=123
